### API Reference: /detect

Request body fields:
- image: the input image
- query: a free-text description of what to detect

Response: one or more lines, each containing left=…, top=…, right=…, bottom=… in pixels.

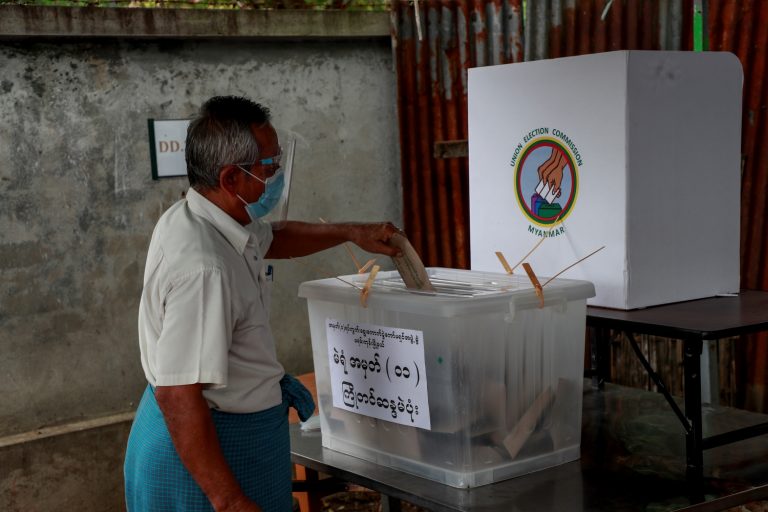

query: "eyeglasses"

left=235, top=161, right=283, bottom=185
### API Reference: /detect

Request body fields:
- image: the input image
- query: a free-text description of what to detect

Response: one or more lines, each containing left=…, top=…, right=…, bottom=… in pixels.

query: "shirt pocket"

left=258, top=264, right=273, bottom=314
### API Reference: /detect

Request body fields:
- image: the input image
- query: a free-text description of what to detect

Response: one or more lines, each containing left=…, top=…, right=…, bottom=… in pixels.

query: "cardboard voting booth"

left=468, top=51, right=743, bottom=309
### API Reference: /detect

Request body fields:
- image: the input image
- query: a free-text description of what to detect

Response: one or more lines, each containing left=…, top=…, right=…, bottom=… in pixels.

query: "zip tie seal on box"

left=511, top=237, right=545, bottom=274
left=319, top=216, right=374, bottom=274
left=495, top=251, right=514, bottom=274
left=522, top=262, right=545, bottom=308
left=360, top=265, right=380, bottom=308
left=357, top=258, right=377, bottom=274
left=509, top=212, right=564, bottom=274
left=541, top=245, right=606, bottom=287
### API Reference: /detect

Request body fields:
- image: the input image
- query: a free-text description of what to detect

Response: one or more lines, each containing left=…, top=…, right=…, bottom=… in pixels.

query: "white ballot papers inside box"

left=326, top=319, right=430, bottom=430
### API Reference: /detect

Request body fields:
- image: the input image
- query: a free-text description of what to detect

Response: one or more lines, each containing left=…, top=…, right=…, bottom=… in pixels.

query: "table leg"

left=701, top=340, right=719, bottom=405
left=381, top=494, right=403, bottom=512
left=684, top=336, right=704, bottom=479
left=309, top=468, right=325, bottom=512
left=625, top=332, right=690, bottom=431
left=590, top=326, right=610, bottom=389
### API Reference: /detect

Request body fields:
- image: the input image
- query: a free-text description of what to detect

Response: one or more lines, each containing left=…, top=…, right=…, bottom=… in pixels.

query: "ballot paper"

left=534, top=180, right=559, bottom=205
left=389, top=233, right=435, bottom=292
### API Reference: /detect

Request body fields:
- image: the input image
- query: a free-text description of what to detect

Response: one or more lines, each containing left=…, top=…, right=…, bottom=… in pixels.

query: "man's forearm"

left=154, top=384, right=256, bottom=511
left=266, top=221, right=351, bottom=258
left=266, top=221, right=401, bottom=259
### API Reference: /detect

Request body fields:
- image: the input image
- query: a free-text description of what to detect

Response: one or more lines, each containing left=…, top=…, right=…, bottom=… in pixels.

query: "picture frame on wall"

left=148, top=119, right=191, bottom=179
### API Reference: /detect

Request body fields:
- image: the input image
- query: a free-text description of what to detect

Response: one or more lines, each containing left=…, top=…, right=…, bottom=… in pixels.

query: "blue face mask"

left=237, top=170, right=285, bottom=221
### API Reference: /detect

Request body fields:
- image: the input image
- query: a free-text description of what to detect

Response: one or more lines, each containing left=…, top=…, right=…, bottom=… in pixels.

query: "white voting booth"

left=468, top=51, right=743, bottom=309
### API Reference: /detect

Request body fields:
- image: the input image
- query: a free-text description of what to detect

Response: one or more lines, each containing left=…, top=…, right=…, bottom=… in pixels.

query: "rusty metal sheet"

left=393, top=0, right=768, bottom=412
left=392, top=0, right=523, bottom=268
left=526, top=0, right=682, bottom=60
left=393, top=0, right=763, bottom=286
left=709, top=0, right=768, bottom=412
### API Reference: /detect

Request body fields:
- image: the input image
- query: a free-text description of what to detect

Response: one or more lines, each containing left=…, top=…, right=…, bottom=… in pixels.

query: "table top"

left=291, top=383, right=768, bottom=512
left=586, top=290, right=768, bottom=340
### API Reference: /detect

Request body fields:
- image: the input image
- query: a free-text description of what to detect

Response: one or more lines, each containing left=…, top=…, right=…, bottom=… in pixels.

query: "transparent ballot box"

left=298, top=268, right=595, bottom=488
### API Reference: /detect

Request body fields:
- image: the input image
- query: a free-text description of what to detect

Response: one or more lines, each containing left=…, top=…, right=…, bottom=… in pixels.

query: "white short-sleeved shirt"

left=138, top=187, right=284, bottom=413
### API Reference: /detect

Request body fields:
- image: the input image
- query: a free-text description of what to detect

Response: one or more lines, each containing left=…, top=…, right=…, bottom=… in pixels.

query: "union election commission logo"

left=510, top=128, right=583, bottom=235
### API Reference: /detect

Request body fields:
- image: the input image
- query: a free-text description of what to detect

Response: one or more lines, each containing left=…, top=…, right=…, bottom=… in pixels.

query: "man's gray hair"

left=185, top=96, right=271, bottom=189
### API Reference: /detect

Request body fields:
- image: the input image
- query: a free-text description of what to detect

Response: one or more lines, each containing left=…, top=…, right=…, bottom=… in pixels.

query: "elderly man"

left=124, top=96, right=401, bottom=512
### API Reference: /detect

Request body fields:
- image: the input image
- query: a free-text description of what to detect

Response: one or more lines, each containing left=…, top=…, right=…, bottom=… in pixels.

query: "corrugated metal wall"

left=391, top=0, right=682, bottom=267
left=707, top=0, right=768, bottom=411
left=707, top=0, right=768, bottom=293
left=392, top=0, right=768, bottom=410
left=391, top=0, right=524, bottom=268
left=525, top=0, right=683, bottom=59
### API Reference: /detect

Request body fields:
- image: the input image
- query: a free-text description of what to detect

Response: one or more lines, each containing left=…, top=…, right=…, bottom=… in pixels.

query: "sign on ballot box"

left=325, top=318, right=431, bottom=430
left=468, top=51, right=742, bottom=309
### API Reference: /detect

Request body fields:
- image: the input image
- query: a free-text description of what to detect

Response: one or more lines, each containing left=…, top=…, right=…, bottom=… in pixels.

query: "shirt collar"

left=186, top=188, right=252, bottom=255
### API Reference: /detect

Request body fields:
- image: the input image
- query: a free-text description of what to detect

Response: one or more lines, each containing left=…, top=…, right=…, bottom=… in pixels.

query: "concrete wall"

left=0, top=7, right=399, bottom=510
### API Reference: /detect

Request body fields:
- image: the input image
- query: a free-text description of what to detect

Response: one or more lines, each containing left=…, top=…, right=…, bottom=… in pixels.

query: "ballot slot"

left=371, top=270, right=530, bottom=297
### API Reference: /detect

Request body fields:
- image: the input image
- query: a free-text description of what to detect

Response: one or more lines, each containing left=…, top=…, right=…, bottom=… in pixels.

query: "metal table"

left=291, top=383, right=768, bottom=512
left=587, top=290, right=768, bottom=478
